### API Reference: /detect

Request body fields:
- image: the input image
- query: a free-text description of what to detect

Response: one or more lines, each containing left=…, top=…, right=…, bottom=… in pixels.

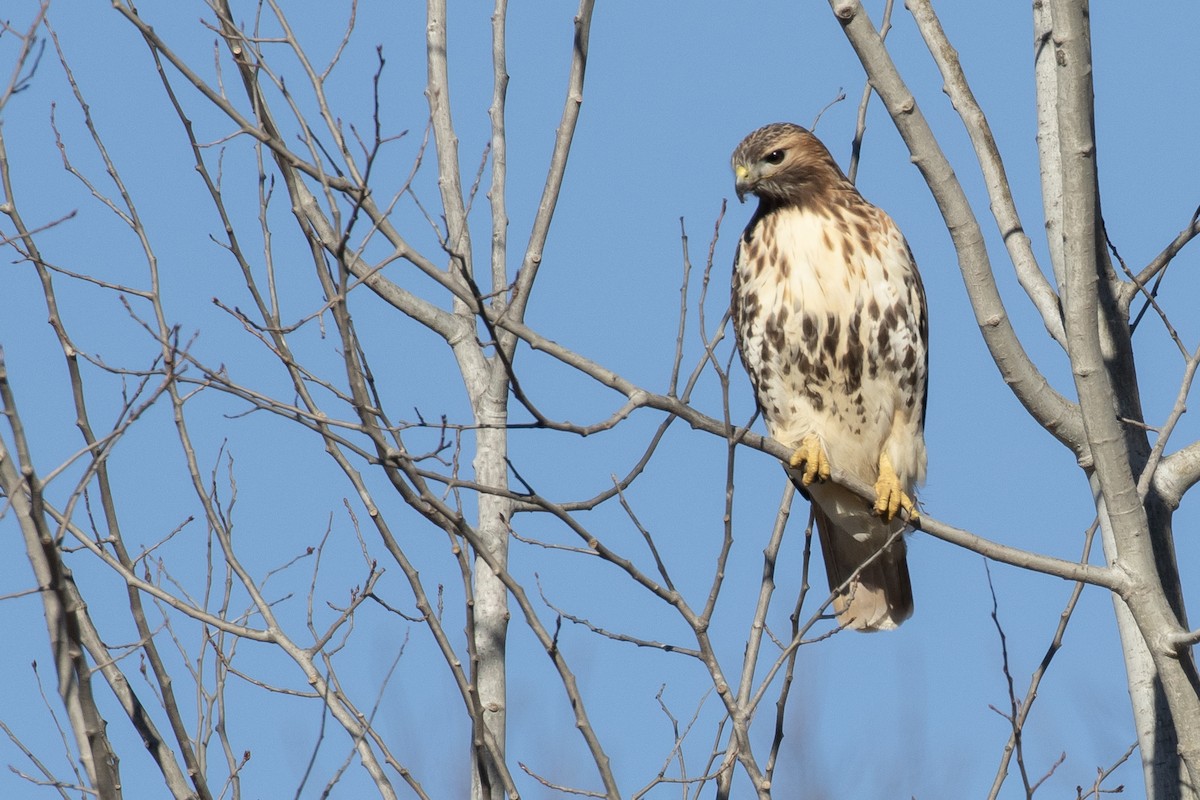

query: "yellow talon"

left=874, top=453, right=917, bottom=523
left=789, top=434, right=831, bottom=486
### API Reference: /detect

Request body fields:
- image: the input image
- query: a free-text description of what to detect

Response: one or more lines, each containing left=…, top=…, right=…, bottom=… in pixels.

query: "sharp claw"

left=873, top=453, right=916, bottom=523
left=789, top=434, right=830, bottom=486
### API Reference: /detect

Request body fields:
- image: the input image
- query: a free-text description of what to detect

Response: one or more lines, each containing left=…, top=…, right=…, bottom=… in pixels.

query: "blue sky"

left=1, top=2, right=1198, bottom=798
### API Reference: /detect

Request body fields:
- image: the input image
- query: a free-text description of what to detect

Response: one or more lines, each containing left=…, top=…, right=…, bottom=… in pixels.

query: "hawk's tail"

left=810, top=497, right=913, bottom=632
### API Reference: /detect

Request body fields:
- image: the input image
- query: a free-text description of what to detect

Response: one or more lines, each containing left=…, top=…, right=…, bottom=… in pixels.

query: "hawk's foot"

left=789, top=434, right=831, bottom=486
left=874, top=453, right=917, bottom=523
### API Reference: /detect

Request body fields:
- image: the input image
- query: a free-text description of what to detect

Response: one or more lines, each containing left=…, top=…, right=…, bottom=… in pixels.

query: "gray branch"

left=827, top=0, right=1087, bottom=458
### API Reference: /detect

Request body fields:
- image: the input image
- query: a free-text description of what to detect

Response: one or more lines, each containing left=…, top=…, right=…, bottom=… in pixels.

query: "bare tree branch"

left=826, top=0, right=1086, bottom=459
left=907, top=0, right=1068, bottom=348
left=1126, top=206, right=1200, bottom=303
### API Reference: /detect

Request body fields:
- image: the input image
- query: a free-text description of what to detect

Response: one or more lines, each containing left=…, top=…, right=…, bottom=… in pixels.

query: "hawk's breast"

left=733, top=203, right=926, bottom=486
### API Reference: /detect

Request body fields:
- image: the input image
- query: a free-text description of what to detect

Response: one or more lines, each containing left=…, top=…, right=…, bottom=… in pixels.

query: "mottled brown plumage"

left=731, top=122, right=928, bottom=631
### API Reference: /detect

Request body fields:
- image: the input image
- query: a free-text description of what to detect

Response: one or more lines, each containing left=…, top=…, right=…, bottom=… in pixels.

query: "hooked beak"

left=733, top=163, right=753, bottom=203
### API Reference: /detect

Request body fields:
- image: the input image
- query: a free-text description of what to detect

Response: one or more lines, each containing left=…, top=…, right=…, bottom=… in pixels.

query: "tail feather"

left=809, top=486, right=913, bottom=632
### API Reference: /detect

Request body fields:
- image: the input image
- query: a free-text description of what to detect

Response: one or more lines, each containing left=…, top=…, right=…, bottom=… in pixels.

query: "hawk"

left=730, top=122, right=928, bottom=632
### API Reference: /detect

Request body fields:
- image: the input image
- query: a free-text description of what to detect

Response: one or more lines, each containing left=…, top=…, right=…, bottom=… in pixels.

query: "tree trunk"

left=470, top=389, right=511, bottom=800
left=1096, top=489, right=1195, bottom=800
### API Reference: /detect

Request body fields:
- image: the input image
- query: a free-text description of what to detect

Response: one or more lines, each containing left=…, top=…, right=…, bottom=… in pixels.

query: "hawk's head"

left=731, top=122, right=847, bottom=205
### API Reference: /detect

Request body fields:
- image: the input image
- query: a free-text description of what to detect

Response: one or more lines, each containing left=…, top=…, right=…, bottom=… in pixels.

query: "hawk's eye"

left=764, top=149, right=785, bottom=165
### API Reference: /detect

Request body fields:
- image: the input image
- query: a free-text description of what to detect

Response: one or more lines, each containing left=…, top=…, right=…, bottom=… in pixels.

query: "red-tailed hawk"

left=730, top=122, right=928, bottom=632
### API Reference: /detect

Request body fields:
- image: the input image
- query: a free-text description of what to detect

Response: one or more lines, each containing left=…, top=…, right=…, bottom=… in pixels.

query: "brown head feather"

left=731, top=122, right=852, bottom=210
